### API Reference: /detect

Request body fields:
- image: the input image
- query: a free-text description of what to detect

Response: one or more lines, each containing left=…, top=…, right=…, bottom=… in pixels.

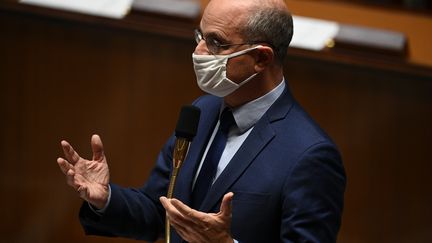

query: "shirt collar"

left=222, top=79, right=286, bottom=133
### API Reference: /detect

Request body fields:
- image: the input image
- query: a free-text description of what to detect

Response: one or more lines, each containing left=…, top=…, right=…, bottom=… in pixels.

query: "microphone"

left=172, top=105, right=201, bottom=172
left=166, top=105, right=200, bottom=243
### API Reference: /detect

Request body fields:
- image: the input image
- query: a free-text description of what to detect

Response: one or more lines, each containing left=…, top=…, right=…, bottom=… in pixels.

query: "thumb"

left=91, top=134, right=105, bottom=161
left=219, top=192, right=234, bottom=217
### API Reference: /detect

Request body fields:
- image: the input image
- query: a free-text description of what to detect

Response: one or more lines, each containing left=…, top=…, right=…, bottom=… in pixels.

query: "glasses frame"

left=194, top=29, right=274, bottom=54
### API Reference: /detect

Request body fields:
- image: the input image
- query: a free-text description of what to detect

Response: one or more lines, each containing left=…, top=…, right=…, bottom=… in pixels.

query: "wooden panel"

left=285, top=0, right=432, bottom=67
left=0, top=6, right=200, bottom=243
left=1, top=1, right=432, bottom=243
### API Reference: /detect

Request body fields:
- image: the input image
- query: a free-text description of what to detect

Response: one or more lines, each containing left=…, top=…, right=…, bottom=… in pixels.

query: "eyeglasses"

left=194, top=29, right=273, bottom=54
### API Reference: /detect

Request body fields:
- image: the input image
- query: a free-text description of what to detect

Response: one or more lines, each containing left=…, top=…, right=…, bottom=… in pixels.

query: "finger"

left=169, top=217, right=187, bottom=233
left=64, top=170, right=88, bottom=200
left=66, top=169, right=79, bottom=190
left=75, top=177, right=90, bottom=200
left=160, top=197, right=196, bottom=227
left=160, top=198, right=182, bottom=224
left=170, top=198, right=204, bottom=220
left=170, top=220, right=202, bottom=243
left=76, top=184, right=88, bottom=199
left=57, top=157, right=73, bottom=175
left=66, top=170, right=88, bottom=197
left=160, top=197, right=180, bottom=218
left=160, top=197, right=182, bottom=217
left=170, top=199, right=208, bottom=229
left=166, top=207, right=204, bottom=243
left=219, top=192, right=234, bottom=217
left=60, top=140, right=81, bottom=165
left=91, top=134, right=105, bottom=161
left=160, top=196, right=169, bottom=209
left=164, top=198, right=212, bottom=242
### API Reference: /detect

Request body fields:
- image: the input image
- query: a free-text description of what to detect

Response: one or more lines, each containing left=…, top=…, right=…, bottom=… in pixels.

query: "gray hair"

left=240, top=6, right=293, bottom=65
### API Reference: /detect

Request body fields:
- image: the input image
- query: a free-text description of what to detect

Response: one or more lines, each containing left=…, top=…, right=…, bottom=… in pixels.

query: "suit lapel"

left=199, top=117, right=275, bottom=212
left=199, top=87, right=294, bottom=212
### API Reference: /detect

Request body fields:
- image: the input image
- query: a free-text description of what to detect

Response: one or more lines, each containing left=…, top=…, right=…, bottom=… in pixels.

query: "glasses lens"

left=194, top=29, right=225, bottom=54
left=206, top=41, right=218, bottom=54
left=194, top=29, right=202, bottom=44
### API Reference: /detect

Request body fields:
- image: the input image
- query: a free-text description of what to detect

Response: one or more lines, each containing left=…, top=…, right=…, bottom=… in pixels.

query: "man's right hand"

left=57, top=134, right=110, bottom=209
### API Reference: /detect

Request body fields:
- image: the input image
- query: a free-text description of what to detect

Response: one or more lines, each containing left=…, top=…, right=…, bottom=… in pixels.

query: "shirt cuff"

left=88, top=184, right=111, bottom=215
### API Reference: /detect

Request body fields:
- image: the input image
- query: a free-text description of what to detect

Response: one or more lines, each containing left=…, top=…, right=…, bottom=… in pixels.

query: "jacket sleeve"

left=79, top=135, right=176, bottom=242
left=281, top=142, right=346, bottom=243
left=78, top=95, right=219, bottom=241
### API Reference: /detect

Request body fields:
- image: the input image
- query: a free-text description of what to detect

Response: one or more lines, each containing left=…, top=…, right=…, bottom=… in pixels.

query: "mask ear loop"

left=234, top=72, right=259, bottom=87
left=222, top=45, right=263, bottom=89
left=220, top=45, right=264, bottom=59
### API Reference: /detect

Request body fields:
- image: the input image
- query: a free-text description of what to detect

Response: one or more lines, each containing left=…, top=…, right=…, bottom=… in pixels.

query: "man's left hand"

left=160, top=192, right=234, bottom=243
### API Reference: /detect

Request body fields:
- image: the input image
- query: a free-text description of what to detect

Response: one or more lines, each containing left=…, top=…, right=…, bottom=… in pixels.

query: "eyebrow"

left=198, top=27, right=230, bottom=44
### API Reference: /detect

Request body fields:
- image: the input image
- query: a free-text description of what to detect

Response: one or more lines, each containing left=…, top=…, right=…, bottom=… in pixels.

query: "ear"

left=253, top=46, right=274, bottom=72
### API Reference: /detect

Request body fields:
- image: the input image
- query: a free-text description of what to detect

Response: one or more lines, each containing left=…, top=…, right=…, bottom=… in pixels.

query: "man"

left=57, top=0, right=346, bottom=242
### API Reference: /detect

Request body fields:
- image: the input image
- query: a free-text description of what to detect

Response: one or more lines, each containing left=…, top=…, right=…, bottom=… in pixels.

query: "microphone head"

left=175, top=105, right=201, bottom=141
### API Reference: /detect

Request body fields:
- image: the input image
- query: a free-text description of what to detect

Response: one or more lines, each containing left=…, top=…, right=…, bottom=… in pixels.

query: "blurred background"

left=1, top=0, right=431, bottom=242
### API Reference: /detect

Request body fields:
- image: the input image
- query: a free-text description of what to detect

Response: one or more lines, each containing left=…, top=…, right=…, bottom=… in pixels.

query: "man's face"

left=194, top=0, right=257, bottom=84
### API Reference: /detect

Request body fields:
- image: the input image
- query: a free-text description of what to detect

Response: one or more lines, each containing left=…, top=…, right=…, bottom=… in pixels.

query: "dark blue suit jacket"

left=79, top=85, right=346, bottom=242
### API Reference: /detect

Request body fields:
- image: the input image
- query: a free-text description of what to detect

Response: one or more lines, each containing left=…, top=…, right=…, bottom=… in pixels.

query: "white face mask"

left=192, top=46, right=261, bottom=97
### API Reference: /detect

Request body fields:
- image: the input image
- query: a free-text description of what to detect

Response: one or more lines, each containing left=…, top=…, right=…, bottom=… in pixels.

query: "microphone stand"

left=164, top=104, right=200, bottom=243
left=166, top=137, right=190, bottom=243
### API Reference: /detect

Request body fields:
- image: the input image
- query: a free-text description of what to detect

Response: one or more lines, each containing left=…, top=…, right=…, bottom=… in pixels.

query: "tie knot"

left=219, top=108, right=235, bottom=133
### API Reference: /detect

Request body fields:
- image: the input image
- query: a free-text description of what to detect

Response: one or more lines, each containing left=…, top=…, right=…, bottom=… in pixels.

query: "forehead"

left=200, top=0, right=248, bottom=39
